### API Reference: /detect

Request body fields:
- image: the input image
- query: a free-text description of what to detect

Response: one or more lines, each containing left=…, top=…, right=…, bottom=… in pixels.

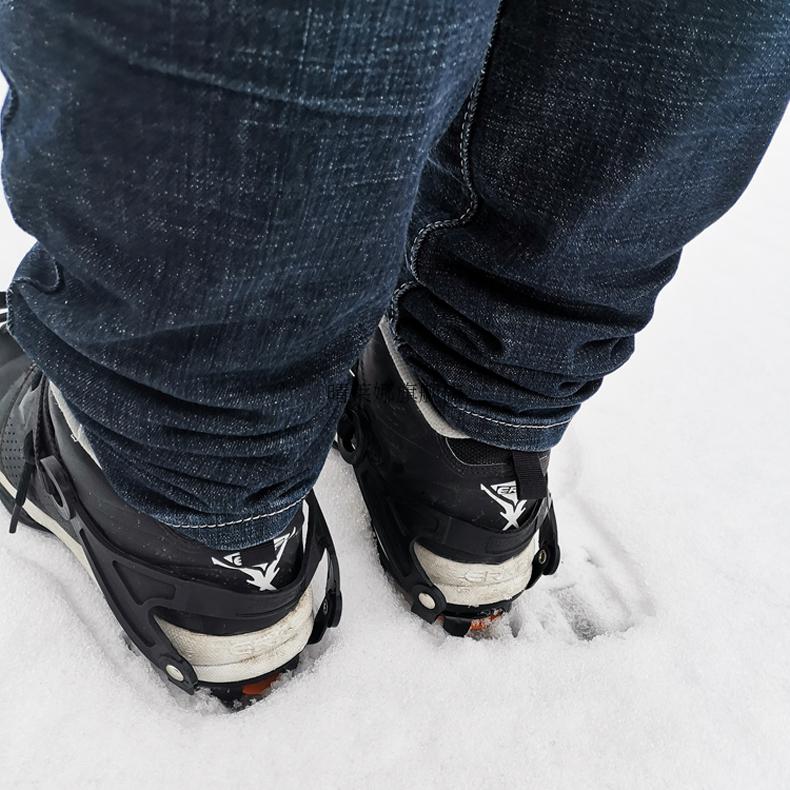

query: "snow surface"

left=0, top=90, right=788, bottom=787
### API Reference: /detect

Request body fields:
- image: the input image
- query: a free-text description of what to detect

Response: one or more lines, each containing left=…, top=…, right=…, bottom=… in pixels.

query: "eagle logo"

left=480, top=481, right=528, bottom=531
left=210, top=526, right=296, bottom=591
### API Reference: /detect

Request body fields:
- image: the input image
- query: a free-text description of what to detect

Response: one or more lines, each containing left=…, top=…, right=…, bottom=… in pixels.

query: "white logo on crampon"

left=210, top=526, right=296, bottom=591
left=480, top=481, right=528, bottom=531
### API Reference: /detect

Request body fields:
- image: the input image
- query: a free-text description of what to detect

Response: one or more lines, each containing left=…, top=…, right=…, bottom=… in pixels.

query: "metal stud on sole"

left=207, top=655, right=300, bottom=710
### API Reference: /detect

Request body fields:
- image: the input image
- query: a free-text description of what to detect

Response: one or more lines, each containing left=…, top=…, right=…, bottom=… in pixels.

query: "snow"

left=1, top=89, right=788, bottom=787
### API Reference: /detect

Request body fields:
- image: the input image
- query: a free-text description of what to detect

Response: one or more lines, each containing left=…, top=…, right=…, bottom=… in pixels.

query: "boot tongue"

left=446, top=437, right=512, bottom=465
left=448, top=437, right=550, bottom=503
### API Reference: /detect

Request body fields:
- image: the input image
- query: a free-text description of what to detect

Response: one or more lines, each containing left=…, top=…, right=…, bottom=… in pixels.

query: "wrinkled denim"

left=392, top=1, right=790, bottom=450
left=1, top=1, right=787, bottom=549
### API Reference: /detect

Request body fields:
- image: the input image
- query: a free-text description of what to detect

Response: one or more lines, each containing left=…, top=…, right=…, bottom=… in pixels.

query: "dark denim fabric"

left=1, top=1, right=787, bottom=548
left=391, top=1, right=790, bottom=450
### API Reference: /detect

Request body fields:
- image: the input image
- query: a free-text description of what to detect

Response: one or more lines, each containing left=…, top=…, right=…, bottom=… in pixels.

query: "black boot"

left=0, top=296, right=341, bottom=706
left=337, top=325, right=559, bottom=636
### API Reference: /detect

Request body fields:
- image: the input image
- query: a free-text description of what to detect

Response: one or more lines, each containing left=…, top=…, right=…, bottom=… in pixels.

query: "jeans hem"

left=428, top=388, right=573, bottom=453
left=165, top=502, right=301, bottom=550
left=159, top=499, right=302, bottom=530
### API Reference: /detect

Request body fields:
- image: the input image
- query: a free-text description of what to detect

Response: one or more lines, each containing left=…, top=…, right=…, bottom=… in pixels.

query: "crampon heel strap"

left=526, top=498, right=560, bottom=589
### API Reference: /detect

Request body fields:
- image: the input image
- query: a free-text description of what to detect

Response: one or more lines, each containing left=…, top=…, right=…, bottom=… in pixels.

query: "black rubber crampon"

left=48, top=455, right=341, bottom=695
left=3, top=373, right=342, bottom=697
left=336, top=369, right=560, bottom=638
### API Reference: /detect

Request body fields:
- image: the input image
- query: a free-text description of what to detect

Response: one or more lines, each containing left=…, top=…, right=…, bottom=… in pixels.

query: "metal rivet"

left=537, top=549, right=548, bottom=565
left=165, top=664, right=184, bottom=682
left=418, top=592, right=435, bottom=610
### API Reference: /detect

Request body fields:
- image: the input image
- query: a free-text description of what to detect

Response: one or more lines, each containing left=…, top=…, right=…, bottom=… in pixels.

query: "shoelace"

left=8, top=431, right=35, bottom=534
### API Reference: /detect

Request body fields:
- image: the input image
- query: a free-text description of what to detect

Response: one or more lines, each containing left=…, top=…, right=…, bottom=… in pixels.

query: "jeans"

left=1, top=1, right=787, bottom=549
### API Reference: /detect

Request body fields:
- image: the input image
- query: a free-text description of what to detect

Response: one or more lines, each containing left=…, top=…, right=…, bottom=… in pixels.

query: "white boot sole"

left=414, top=533, right=539, bottom=608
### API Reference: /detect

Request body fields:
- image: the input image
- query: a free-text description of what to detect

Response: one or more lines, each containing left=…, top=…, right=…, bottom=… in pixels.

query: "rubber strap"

left=513, top=450, right=548, bottom=500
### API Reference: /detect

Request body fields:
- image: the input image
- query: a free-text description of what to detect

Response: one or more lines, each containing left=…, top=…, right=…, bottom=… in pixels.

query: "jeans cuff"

left=165, top=502, right=302, bottom=550
left=427, top=386, right=573, bottom=453
left=386, top=297, right=575, bottom=453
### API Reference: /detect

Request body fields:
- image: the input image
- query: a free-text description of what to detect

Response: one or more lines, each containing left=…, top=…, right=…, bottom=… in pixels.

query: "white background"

left=0, top=83, right=788, bottom=788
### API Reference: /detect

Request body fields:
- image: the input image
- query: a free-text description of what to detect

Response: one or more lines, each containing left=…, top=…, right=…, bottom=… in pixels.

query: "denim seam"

left=386, top=14, right=495, bottom=390
left=434, top=395, right=573, bottom=430
left=384, top=314, right=573, bottom=431
left=14, top=261, right=64, bottom=294
left=388, top=281, right=418, bottom=334
left=4, top=284, right=15, bottom=338
left=390, top=3, right=563, bottom=434
left=161, top=499, right=300, bottom=530
left=406, top=90, right=479, bottom=278
left=406, top=0, right=502, bottom=281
